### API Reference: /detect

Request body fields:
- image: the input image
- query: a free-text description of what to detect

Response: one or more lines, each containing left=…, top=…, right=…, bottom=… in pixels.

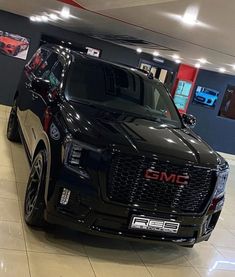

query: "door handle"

left=32, top=92, right=38, bottom=101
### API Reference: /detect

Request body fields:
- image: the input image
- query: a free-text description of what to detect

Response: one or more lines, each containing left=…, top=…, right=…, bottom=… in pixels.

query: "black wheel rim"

left=25, top=155, right=43, bottom=217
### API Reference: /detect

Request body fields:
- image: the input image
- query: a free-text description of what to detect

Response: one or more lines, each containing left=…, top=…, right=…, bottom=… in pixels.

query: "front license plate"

left=130, top=216, right=180, bottom=234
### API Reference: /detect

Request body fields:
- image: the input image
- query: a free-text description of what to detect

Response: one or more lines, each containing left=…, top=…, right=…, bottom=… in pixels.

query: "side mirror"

left=182, top=113, right=196, bottom=128
left=31, top=78, right=51, bottom=96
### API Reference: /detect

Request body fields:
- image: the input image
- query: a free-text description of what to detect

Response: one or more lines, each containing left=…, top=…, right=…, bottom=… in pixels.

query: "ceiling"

left=1, top=0, right=235, bottom=74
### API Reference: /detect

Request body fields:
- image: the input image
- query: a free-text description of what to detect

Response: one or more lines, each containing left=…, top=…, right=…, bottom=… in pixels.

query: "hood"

left=61, top=102, right=223, bottom=167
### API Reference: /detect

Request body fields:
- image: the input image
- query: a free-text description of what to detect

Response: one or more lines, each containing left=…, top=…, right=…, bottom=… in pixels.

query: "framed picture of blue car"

left=193, top=86, right=219, bottom=108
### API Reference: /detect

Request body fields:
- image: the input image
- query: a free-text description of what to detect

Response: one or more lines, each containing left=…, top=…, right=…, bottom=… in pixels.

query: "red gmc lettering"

left=145, top=170, right=160, bottom=180
left=145, top=169, right=189, bottom=185
left=159, top=172, right=176, bottom=183
left=176, top=175, right=190, bottom=185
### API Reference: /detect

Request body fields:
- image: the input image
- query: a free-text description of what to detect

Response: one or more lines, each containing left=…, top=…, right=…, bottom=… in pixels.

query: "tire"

left=7, top=101, right=21, bottom=142
left=24, top=149, right=47, bottom=227
left=182, top=245, right=194, bottom=248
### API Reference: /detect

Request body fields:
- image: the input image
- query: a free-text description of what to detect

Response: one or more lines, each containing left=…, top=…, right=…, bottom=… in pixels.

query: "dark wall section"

left=187, top=69, right=235, bottom=154
left=1, top=11, right=234, bottom=154
left=0, top=12, right=41, bottom=105
left=0, top=10, right=177, bottom=106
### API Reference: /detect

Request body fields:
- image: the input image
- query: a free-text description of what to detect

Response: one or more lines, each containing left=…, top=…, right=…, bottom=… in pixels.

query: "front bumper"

left=0, top=47, right=14, bottom=55
left=45, top=210, right=213, bottom=247
left=45, top=167, right=223, bottom=246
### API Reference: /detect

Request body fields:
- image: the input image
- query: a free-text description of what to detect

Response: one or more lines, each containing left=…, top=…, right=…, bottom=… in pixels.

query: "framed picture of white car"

left=193, top=86, right=219, bottom=108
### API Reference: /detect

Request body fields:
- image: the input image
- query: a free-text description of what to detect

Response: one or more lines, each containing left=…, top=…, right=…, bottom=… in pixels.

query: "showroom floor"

left=0, top=105, right=235, bottom=277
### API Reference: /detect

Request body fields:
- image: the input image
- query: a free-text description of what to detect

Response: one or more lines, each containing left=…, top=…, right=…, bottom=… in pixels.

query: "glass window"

left=26, top=48, right=49, bottom=74
left=173, top=81, right=192, bottom=111
left=47, top=61, right=64, bottom=88
left=66, top=59, right=182, bottom=128
left=35, top=52, right=59, bottom=79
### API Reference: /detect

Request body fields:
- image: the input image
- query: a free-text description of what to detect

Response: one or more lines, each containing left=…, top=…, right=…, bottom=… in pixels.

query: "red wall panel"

left=171, top=64, right=199, bottom=114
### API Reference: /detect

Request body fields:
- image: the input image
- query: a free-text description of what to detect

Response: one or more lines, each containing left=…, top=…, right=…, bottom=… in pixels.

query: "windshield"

left=66, top=59, right=182, bottom=128
left=6, top=34, right=22, bottom=41
left=204, top=90, right=217, bottom=96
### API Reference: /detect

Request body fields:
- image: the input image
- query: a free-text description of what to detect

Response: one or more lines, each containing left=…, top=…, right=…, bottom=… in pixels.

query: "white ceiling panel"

left=74, top=0, right=178, bottom=10
left=0, top=0, right=235, bottom=74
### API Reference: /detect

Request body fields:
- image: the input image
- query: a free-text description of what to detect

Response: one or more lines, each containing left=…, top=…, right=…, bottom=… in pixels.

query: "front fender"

left=32, top=131, right=51, bottom=204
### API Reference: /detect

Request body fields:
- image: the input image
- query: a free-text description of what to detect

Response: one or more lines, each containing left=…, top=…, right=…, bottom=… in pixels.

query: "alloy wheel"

left=25, top=155, right=43, bottom=217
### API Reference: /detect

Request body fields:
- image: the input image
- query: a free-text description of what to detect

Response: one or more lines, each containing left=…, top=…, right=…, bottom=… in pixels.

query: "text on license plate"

left=130, top=216, right=180, bottom=234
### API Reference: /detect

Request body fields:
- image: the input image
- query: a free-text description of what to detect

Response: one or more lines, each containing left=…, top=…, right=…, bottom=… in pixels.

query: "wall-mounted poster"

left=0, top=30, right=30, bottom=60
left=85, top=47, right=101, bottom=58
left=219, top=85, right=235, bottom=120
left=140, top=62, right=152, bottom=73
left=193, top=86, right=219, bottom=108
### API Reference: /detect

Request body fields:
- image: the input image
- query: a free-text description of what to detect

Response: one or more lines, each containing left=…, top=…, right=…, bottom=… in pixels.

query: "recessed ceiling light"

left=136, top=48, right=142, bottom=53
left=49, top=13, right=58, bottom=20
left=175, top=59, right=181, bottom=64
left=153, top=51, right=160, bottom=56
left=61, top=7, right=70, bottom=19
left=198, top=58, right=208, bottom=64
left=30, top=16, right=36, bottom=22
left=41, top=15, right=49, bottom=22
left=181, top=6, right=199, bottom=26
left=232, top=65, right=235, bottom=70
left=219, top=67, right=226, bottom=73
left=195, top=63, right=201, bottom=68
left=173, top=54, right=180, bottom=59
left=35, top=16, right=42, bottom=22
left=182, top=17, right=197, bottom=26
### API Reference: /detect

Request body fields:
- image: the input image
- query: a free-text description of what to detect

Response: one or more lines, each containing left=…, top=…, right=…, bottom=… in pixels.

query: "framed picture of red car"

left=0, top=30, right=30, bottom=60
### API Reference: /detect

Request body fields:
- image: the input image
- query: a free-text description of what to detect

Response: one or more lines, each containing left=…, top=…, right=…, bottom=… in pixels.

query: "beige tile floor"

left=0, top=104, right=235, bottom=276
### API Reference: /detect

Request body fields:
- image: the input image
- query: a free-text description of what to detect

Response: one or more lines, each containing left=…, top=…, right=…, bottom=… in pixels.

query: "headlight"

left=214, top=169, right=229, bottom=199
left=64, top=139, right=102, bottom=179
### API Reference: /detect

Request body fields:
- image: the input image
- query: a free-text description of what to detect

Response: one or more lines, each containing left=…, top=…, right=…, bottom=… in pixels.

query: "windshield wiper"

left=71, top=99, right=166, bottom=123
left=144, top=106, right=165, bottom=123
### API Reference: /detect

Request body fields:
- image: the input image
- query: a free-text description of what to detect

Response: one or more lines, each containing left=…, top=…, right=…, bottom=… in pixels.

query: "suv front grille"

left=107, top=153, right=216, bottom=213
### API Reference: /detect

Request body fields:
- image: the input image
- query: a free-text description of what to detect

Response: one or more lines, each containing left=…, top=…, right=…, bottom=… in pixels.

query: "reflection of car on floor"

left=7, top=44, right=229, bottom=248
left=194, top=86, right=219, bottom=107
left=0, top=33, right=29, bottom=56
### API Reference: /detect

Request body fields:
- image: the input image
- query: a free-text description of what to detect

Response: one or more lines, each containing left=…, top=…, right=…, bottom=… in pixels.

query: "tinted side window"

left=47, top=61, right=64, bottom=88
left=26, top=48, right=49, bottom=74
left=35, top=52, right=59, bottom=79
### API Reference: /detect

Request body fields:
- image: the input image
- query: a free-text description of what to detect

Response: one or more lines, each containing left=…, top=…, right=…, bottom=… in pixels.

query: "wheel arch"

left=13, top=91, right=19, bottom=100
left=33, top=140, right=47, bottom=161
left=32, top=134, right=51, bottom=205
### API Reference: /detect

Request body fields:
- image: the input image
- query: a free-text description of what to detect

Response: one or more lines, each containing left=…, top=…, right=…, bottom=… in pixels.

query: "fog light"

left=60, top=188, right=71, bottom=205
left=215, top=198, right=225, bottom=212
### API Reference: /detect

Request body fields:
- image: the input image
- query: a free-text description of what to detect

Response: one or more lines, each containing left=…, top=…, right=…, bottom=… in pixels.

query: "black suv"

left=7, top=44, right=229, bottom=247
